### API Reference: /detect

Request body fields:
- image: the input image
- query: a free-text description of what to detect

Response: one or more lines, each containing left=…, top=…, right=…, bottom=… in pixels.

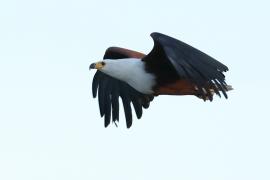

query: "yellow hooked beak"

left=89, top=62, right=105, bottom=70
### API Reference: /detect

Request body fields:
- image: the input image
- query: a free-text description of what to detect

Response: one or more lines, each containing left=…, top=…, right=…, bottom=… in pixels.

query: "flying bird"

left=90, top=32, right=232, bottom=128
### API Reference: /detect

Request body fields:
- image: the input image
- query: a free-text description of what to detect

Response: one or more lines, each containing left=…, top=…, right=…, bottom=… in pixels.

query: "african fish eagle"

left=90, top=32, right=232, bottom=128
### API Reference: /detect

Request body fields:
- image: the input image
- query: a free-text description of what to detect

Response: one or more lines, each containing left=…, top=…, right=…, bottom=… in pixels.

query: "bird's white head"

left=89, top=58, right=156, bottom=94
left=89, top=60, right=123, bottom=76
left=89, top=59, right=138, bottom=80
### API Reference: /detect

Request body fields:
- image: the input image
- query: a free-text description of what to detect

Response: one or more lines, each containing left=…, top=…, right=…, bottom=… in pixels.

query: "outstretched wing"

left=143, top=32, right=229, bottom=100
left=92, top=47, right=154, bottom=128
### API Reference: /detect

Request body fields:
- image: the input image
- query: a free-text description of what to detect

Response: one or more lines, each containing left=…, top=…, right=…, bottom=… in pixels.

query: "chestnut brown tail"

left=154, top=80, right=233, bottom=101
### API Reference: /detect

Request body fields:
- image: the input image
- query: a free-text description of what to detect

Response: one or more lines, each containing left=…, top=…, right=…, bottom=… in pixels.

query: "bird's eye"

left=101, top=62, right=105, bottom=66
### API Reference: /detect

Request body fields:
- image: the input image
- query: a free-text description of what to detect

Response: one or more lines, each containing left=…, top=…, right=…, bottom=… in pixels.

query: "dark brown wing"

left=92, top=47, right=154, bottom=128
left=103, top=47, right=145, bottom=59
left=143, top=32, right=230, bottom=100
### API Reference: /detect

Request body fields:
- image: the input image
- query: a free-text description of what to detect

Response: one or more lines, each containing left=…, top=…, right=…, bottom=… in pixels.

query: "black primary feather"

left=143, top=32, right=229, bottom=99
left=91, top=47, right=154, bottom=128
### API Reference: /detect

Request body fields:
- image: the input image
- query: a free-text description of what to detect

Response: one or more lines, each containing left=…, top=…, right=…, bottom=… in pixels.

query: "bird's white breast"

left=100, top=58, right=156, bottom=94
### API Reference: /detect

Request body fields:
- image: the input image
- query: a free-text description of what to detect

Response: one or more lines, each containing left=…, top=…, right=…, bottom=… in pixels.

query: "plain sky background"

left=0, top=0, right=270, bottom=179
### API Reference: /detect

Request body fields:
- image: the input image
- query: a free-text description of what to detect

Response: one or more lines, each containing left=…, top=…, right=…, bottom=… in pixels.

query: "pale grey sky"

left=0, top=0, right=270, bottom=180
